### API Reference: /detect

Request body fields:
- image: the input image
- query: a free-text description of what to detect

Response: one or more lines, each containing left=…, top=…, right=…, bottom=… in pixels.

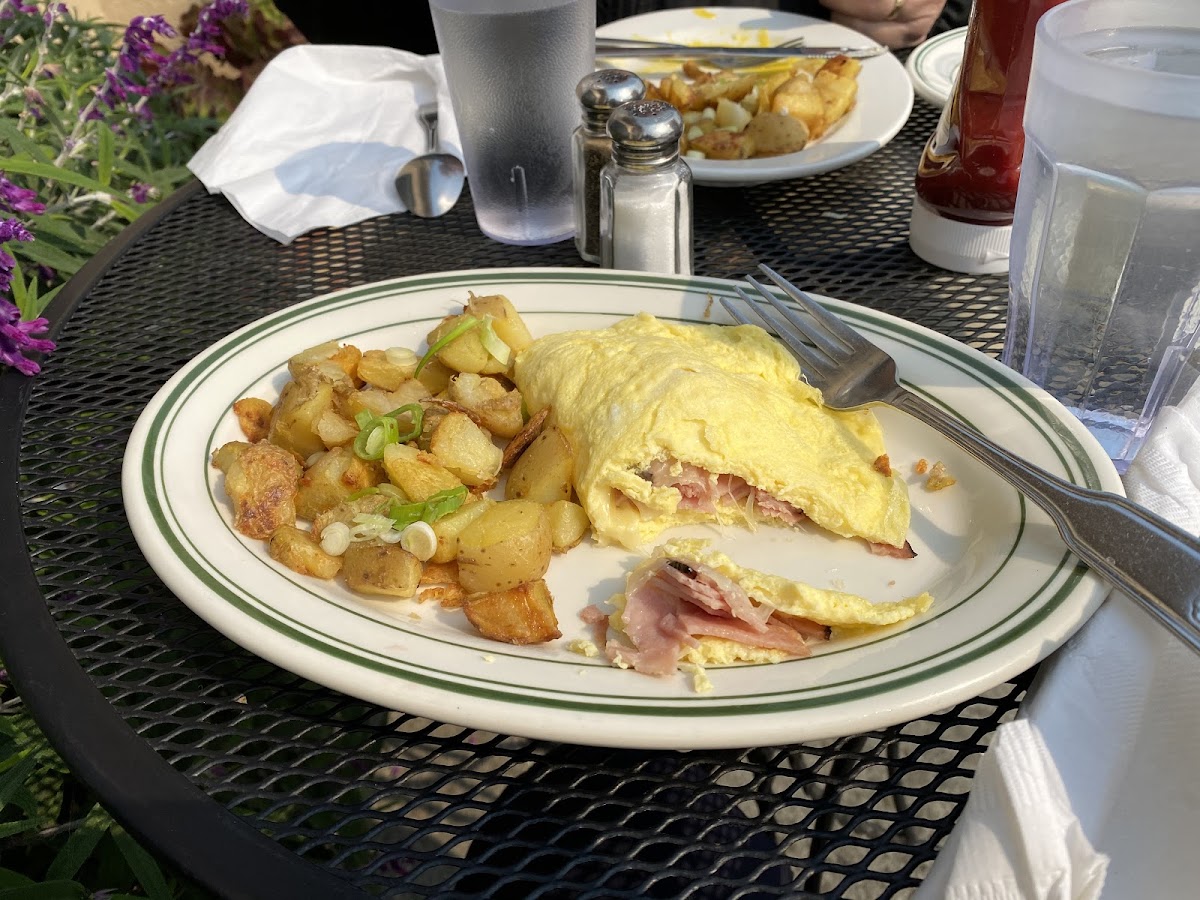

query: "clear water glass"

left=429, top=0, right=594, bottom=246
left=1004, top=0, right=1200, bottom=472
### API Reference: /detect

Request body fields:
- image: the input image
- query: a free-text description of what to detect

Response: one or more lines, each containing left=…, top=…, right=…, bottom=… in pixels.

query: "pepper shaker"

left=572, top=69, right=646, bottom=264
left=600, top=99, right=693, bottom=275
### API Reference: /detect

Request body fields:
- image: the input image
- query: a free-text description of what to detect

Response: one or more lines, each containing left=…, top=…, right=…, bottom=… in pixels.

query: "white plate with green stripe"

left=123, top=268, right=1119, bottom=750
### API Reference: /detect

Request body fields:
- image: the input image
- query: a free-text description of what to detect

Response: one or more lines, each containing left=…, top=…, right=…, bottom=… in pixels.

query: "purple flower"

left=0, top=218, right=33, bottom=295
left=129, top=182, right=155, bottom=204
left=43, top=1, right=65, bottom=26
left=1, top=298, right=56, bottom=377
left=0, top=174, right=45, bottom=216
left=0, top=1, right=39, bottom=20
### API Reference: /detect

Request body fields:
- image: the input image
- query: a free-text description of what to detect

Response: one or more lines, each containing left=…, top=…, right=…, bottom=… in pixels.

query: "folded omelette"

left=513, top=313, right=911, bottom=551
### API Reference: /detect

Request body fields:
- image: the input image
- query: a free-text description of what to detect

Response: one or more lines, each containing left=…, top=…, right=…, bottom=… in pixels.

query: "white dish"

left=906, top=26, right=966, bottom=108
left=596, top=7, right=914, bottom=186
left=123, top=268, right=1119, bottom=750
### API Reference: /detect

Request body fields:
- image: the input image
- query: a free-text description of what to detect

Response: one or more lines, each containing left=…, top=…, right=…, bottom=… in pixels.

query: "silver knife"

left=595, top=39, right=887, bottom=60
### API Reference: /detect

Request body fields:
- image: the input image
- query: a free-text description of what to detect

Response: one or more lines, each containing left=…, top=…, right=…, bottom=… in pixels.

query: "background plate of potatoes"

left=597, top=7, right=914, bottom=186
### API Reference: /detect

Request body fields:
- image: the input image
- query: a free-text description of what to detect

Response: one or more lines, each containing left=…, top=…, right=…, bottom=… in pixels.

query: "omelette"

left=587, top=539, right=933, bottom=680
left=513, top=313, right=912, bottom=551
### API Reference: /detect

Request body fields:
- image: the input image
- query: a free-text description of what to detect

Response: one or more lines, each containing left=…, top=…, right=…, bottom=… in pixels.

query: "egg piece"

left=513, top=313, right=911, bottom=550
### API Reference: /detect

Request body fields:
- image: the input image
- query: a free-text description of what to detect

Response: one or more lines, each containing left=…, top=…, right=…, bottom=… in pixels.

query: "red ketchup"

left=908, top=0, right=1070, bottom=273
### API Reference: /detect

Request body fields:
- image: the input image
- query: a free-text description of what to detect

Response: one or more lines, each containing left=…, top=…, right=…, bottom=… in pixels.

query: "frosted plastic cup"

left=428, top=0, right=594, bottom=246
left=1003, top=0, right=1200, bottom=472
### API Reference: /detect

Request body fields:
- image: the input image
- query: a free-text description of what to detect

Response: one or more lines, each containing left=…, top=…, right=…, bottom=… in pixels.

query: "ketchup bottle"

left=908, top=0, right=1070, bottom=273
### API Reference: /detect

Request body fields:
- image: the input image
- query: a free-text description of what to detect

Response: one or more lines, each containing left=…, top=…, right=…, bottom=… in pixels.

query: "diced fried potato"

left=382, top=443, right=463, bottom=501
left=814, top=69, right=858, bottom=137
left=267, top=371, right=336, bottom=460
left=744, top=111, right=810, bottom=156
left=819, top=54, right=862, bottom=81
left=268, top=525, right=342, bottom=579
left=420, top=560, right=460, bottom=585
left=233, top=398, right=273, bottom=443
left=415, top=356, right=455, bottom=395
left=463, top=579, right=560, bottom=645
left=311, top=492, right=394, bottom=538
left=316, top=409, right=359, bottom=449
left=224, top=441, right=303, bottom=540
left=505, top=426, right=574, bottom=503
left=357, top=348, right=418, bottom=391
left=294, top=446, right=383, bottom=520
left=427, top=314, right=509, bottom=375
left=338, top=384, right=430, bottom=422
left=421, top=583, right=467, bottom=609
left=287, top=341, right=362, bottom=383
left=431, top=496, right=494, bottom=564
left=341, top=540, right=421, bottom=599
left=211, top=440, right=252, bottom=473
left=771, top=74, right=826, bottom=136
left=547, top=500, right=590, bottom=552
left=464, top=294, right=534, bottom=354
left=428, top=411, right=502, bottom=487
left=457, top=500, right=551, bottom=593
left=694, top=73, right=756, bottom=106
left=714, top=96, right=753, bottom=131
left=501, top=406, right=549, bottom=470
left=689, top=128, right=756, bottom=160
left=447, top=373, right=524, bottom=439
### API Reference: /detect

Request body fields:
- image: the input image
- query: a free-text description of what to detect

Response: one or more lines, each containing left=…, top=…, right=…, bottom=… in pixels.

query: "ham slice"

left=641, top=456, right=808, bottom=525
left=606, top=556, right=827, bottom=676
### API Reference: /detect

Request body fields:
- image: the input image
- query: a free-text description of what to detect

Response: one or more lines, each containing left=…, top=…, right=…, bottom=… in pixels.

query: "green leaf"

left=0, top=869, right=33, bottom=889
left=28, top=284, right=64, bottom=320
left=6, top=257, right=28, bottom=313
left=97, top=125, right=114, bottom=187
left=0, top=881, right=88, bottom=899
left=46, top=803, right=108, bottom=881
left=0, top=120, right=51, bottom=162
left=0, top=819, right=37, bottom=840
left=111, top=827, right=172, bottom=900
left=11, top=241, right=83, bottom=278
left=1, top=154, right=121, bottom=198
left=0, top=752, right=38, bottom=812
left=109, top=197, right=141, bottom=223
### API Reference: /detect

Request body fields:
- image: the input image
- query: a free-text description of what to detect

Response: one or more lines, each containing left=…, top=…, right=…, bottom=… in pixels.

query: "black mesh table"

left=0, top=101, right=1022, bottom=899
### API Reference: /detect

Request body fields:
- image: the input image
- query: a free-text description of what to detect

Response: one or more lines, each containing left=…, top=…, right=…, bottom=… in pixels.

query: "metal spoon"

left=394, top=102, right=465, bottom=218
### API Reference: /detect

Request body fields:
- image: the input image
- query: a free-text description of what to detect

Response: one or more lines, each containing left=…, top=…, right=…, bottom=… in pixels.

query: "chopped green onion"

left=385, top=403, right=424, bottom=442
left=345, top=487, right=380, bottom=502
left=479, top=317, right=511, bottom=366
left=421, top=485, right=468, bottom=523
left=415, top=315, right=480, bottom=376
left=388, top=500, right=427, bottom=531
left=353, top=414, right=400, bottom=460
left=354, top=410, right=374, bottom=429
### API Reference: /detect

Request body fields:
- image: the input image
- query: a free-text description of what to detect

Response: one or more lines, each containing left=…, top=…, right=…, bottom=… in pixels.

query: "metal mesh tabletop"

left=1, top=100, right=1022, bottom=899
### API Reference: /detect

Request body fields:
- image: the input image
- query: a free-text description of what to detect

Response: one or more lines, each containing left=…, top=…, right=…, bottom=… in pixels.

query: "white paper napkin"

left=917, top=382, right=1200, bottom=899
left=187, top=45, right=461, bottom=244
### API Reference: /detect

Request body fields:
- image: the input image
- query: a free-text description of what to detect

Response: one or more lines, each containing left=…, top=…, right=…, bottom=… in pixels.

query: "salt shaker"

left=600, top=99, right=693, bottom=275
left=573, top=69, right=645, bottom=264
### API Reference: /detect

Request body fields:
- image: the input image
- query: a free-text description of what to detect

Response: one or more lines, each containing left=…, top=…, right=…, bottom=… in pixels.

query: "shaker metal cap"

left=607, top=99, right=684, bottom=148
left=576, top=69, right=646, bottom=112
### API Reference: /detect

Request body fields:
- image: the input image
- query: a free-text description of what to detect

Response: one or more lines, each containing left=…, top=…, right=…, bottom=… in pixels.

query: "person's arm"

left=819, top=0, right=950, bottom=48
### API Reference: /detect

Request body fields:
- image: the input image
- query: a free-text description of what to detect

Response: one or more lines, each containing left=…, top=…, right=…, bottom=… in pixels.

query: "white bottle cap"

left=908, top=195, right=1012, bottom=274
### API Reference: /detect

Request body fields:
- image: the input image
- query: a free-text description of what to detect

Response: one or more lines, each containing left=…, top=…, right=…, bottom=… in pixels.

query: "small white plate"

left=123, top=268, right=1118, bottom=750
left=906, top=26, right=966, bottom=108
left=597, top=7, right=914, bottom=186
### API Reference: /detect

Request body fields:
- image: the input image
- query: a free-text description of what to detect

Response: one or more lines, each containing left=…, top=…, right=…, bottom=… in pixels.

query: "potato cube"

left=505, top=426, right=574, bottom=503
left=744, top=112, right=810, bottom=157
left=268, top=525, right=342, bottom=579
left=382, top=443, right=463, bottom=501
left=211, top=440, right=252, bottom=473
left=447, top=374, right=524, bottom=439
left=464, top=294, right=534, bottom=354
left=457, top=500, right=552, bottom=593
left=287, top=341, right=362, bottom=382
left=430, top=497, right=493, bottom=564
left=342, top=540, right=421, bottom=599
left=429, top=411, right=502, bottom=487
left=547, top=500, right=590, bottom=552
left=233, top=398, right=273, bottom=443
left=224, top=442, right=303, bottom=540
left=315, top=409, right=360, bottom=449
left=463, top=580, right=560, bottom=645
left=427, top=314, right=509, bottom=375
left=356, top=348, right=418, bottom=391
left=267, top=374, right=335, bottom=460
left=295, top=446, right=383, bottom=520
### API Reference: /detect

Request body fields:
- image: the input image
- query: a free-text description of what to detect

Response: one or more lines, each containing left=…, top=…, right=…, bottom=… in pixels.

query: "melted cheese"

left=514, top=313, right=910, bottom=549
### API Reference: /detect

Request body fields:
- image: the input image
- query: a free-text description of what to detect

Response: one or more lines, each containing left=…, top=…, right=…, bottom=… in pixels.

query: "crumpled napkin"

left=188, top=45, right=461, bottom=244
left=917, top=381, right=1200, bottom=899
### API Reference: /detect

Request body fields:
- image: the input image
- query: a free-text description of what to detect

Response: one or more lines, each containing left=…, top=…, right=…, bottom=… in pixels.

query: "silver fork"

left=595, top=36, right=884, bottom=65
left=725, top=264, right=1200, bottom=656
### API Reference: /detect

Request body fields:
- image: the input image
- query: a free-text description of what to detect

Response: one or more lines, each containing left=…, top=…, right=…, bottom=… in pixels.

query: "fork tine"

left=744, top=274, right=848, bottom=361
left=756, top=264, right=866, bottom=351
left=724, top=291, right=836, bottom=378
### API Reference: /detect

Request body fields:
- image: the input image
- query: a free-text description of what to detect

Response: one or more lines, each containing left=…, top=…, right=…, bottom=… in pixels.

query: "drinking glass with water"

left=429, top=0, right=594, bottom=246
left=1005, top=0, right=1200, bottom=472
